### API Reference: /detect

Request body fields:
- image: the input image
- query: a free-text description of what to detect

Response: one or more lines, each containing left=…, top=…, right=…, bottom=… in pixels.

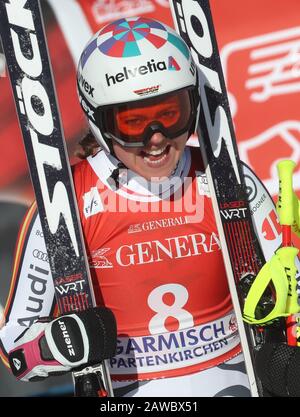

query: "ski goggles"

left=98, top=87, right=199, bottom=148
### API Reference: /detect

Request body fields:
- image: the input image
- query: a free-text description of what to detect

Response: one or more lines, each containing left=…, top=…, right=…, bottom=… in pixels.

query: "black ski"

left=169, top=0, right=273, bottom=396
left=0, top=0, right=113, bottom=397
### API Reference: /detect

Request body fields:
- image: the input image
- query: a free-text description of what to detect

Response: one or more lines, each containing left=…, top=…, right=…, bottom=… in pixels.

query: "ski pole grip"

left=277, top=160, right=299, bottom=345
left=277, top=160, right=296, bottom=246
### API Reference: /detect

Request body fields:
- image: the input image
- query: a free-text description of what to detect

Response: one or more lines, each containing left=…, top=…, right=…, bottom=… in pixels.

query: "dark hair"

left=75, top=130, right=100, bottom=159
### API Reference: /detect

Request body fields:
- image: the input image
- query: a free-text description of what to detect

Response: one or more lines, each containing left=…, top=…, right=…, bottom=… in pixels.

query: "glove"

left=8, top=307, right=117, bottom=382
left=255, top=342, right=300, bottom=397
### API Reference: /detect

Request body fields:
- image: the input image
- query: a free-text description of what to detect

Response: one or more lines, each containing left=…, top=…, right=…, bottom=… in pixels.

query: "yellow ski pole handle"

left=277, top=160, right=297, bottom=245
left=243, top=247, right=299, bottom=325
left=277, top=159, right=300, bottom=238
left=277, top=160, right=300, bottom=345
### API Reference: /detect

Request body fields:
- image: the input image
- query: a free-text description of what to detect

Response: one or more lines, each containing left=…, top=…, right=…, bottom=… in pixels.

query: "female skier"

left=1, top=17, right=299, bottom=397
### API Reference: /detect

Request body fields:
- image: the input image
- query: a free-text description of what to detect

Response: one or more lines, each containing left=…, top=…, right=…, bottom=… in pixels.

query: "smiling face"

left=112, top=131, right=189, bottom=181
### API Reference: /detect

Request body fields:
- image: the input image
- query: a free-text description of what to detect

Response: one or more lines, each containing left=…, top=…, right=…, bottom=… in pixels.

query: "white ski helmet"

left=77, top=17, right=199, bottom=153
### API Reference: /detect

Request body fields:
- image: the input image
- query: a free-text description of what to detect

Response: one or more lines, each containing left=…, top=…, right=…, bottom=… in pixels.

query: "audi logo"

left=32, top=249, right=49, bottom=262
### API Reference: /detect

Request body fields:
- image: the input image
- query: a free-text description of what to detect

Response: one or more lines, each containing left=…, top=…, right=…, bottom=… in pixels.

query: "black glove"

left=255, top=342, right=300, bottom=397
left=8, top=307, right=117, bottom=382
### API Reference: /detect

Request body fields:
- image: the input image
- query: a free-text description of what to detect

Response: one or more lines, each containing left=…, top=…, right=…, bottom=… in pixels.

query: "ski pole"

left=169, top=0, right=269, bottom=396
left=277, top=160, right=300, bottom=346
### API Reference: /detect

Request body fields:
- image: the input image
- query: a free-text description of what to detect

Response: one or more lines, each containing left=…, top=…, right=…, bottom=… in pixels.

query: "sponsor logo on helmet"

left=79, top=96, right=95, bottom=121
left=78, top=74, right=94, bottom=97
left=168, top=56, right=181, bottom=71
left=134, top=84, right=160, bottom=97
left=105, top=57, right=180, bottom=87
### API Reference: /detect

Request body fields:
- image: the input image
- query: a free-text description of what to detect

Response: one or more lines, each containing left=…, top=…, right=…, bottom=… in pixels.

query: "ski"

left=0, top=0, right=113, bottom=397
left=169, top=0, right=270, bottom=396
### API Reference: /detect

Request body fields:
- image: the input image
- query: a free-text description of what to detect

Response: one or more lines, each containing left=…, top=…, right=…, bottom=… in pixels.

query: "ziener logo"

left=58, top=320, right=75, bottom=356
